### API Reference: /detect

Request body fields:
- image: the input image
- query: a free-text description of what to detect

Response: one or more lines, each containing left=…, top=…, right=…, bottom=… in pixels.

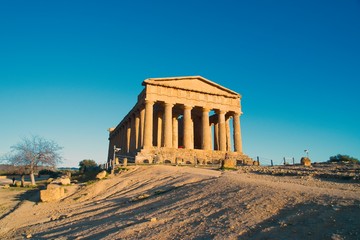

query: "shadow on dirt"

left=242, top=201, right=360, bottom=240
left=0, top=188, right=39, bottom=221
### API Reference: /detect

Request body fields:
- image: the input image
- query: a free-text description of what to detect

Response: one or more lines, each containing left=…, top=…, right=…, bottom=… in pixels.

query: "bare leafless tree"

left=1, top=135, right=63, bottom=185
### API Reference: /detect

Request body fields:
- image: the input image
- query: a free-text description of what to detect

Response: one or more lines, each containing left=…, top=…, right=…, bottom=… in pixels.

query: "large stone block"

left=40, top=184, right=65, bottom=202
left=300, top=157, right=311, bottom=166
left=123, top=158, right=128, bottom=167
left=59, top=177, right=71, bottom=185
left=221, top=158, right=236, bottom=169
left=96, top=170, right=107, bottom=180
left=52, top=176, right=71, bottom=185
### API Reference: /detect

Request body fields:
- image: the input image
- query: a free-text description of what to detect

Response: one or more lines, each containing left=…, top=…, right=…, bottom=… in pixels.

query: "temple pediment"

left=143, top=76, right=240, bottom=98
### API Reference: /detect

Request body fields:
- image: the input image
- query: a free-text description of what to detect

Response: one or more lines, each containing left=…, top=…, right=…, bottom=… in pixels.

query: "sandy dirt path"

left=0, top=165, right=359, bottom=239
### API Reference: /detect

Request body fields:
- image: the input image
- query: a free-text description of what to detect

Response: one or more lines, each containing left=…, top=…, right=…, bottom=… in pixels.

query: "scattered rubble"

left=238, top=163, right=360, bottom=181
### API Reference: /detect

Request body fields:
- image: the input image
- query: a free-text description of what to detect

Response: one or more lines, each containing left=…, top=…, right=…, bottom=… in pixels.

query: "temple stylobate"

left=108, top=76, right=253, bottom=165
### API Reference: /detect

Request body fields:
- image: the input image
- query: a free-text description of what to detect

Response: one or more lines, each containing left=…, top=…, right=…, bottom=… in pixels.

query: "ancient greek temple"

left=108, top=76, right=252, bottom=165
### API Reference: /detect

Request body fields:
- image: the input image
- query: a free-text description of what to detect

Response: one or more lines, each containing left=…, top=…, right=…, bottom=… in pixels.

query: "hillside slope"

left=0, top=165, right=359, bottom=239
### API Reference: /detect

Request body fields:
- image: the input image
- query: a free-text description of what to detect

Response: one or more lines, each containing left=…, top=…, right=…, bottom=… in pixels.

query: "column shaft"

left=226, top=117, right=231, bottom=151
left=135, top=112, right=140, bottom=149
left=214, top=123, right=219, bottom=150
left=183, top=105, right=193, bottom=149
left=126, top=120, right=131, bottom=153
left=218, top=110, right=226, bottom=151
left=143, top=100, right=154, bottom=149
left=157, top=112, right=162, bottom=147
left=122, top=126, right=127, bottom=153
left=233, top=112, right=242, bottom=153
left=139, top=107, right=145, bottom=148
left=172, top=115, right=178, bottom=148
left=201, top=107, right=211, bottom=150
left=210, top=124, right=213, bottom=150
left=120, top=126, right=125, bottom=154
left=130, top=115, right=136, bottom=151
left=163, top=103, right=173, bottom=147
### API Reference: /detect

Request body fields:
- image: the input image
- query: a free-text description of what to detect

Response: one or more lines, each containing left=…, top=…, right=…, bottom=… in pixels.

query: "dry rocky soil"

left=0, top=163, right=359, bottom=240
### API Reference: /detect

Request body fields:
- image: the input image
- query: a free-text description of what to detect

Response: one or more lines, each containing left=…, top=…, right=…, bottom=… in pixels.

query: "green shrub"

left=38, top=169, right=60, bottom=178
left=79, top=159, right=99, bottom=173
left=328, top=154, right=359, bottom=164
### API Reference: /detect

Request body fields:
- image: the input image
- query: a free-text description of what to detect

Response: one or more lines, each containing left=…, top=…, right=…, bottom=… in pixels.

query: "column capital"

left=145, top=99, right=155, bottom=105
left=164, top=102, right=174, bottom=107
left=217, top=109, right=226, bottom=115
left=202, top=107, right=210, bottom=113
left=183, top=105, right=193, bottom=110
left=233, top=112, right=241, bottom=117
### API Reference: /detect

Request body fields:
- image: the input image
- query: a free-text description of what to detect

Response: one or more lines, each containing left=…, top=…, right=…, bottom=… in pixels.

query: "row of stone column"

left=116, top=108, right=145, bottom=154
left=112, top=100, right=242, bottom=154
left=142, top=100, right=242, bottom=152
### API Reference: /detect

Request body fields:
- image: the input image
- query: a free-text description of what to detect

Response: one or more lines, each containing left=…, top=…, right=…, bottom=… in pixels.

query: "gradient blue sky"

left=1, top=0, right=359, bottom=167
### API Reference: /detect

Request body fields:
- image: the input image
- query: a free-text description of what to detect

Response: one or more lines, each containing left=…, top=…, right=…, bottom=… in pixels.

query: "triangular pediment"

left=143, top=76, right=240, bottom=97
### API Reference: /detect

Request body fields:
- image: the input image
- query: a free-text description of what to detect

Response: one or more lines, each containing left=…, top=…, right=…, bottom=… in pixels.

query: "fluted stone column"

left=183, top=105, right=193, bottom=149
left=157, top=112, right=162, bottom=147
left=139, top=107, right=145, bottom=148
left=126, top=120, right=131, bottom=153
left=214, top=123, right=219, bottom=150
left=163, top=103, right=173, bottom=148
left=130, top=115, right=136, bottom=151
left=190, top=117, right=194, bottom=149
left=226, top=116, right=231, bottom=151
left=143, top=100, right=154, bottom=149
left=201, top=107, right=211, bottom=150
left=121, top=124, right=127, bottom=154
left=233, top=112, right=242, bottom=153
left=172, top=115, right=178, bottom=148
left=135, top=112, right=140, bottom=149
left=122, top=126, right=127, bottom=153
left=120, top=126, right=125, bottom=154
left=210, top=124, right=213, bottom=150
left=218, top=110, right=226, bottom=151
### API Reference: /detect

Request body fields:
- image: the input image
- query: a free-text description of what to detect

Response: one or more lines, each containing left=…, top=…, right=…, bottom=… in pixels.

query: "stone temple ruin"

left=107, top=76, right=253, bottom=165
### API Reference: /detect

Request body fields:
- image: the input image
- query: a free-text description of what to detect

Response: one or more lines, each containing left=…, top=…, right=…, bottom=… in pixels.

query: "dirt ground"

left=0, top=164, right=359, bottom=240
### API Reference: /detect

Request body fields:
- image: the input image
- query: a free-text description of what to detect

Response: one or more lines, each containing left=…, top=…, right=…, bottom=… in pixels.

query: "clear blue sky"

left=1, top=0, right=359, bottom=167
